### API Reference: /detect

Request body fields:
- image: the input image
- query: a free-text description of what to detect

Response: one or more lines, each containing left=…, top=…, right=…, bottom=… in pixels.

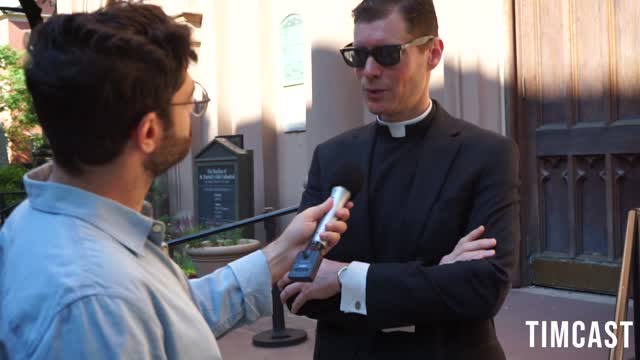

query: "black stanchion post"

left=252, top=207, right=307, bottom=347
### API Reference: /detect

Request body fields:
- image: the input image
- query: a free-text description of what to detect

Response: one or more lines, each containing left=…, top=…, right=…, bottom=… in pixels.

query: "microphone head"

left=328, top=162, right=363, bottom=198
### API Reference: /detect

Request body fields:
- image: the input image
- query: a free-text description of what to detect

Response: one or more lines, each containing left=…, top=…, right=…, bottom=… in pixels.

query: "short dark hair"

left=352, top=0, right=439, bottom=37
left=24, top=3, right=198, bottom=175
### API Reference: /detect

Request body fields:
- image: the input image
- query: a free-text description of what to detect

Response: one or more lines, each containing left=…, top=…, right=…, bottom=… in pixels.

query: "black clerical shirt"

left=368, top=105, right=436, bottom=262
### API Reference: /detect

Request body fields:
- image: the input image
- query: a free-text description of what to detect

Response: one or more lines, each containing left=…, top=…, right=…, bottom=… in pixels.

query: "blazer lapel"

left=328, top=123, right=376, bottom=262
left=401, top=106, right=462, bottom=253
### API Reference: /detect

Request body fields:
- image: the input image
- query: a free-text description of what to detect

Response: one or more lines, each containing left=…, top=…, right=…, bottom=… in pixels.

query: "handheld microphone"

left=288, top=162, right=363, bottom=282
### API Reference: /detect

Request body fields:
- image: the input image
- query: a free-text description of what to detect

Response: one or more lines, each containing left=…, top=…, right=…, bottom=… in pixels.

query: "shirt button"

left=355, top=301, right=361, bottom=310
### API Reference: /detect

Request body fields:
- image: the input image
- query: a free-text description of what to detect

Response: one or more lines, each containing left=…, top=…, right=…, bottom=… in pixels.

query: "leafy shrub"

left=0, top=164, right=27, bottom=208
left=0, top=45, right=49, bottom=164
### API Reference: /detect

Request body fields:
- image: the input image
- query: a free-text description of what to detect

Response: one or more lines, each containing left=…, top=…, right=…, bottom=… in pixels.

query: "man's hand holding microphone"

left=262, top=162, right=363, bottom=285
left=262, top=197, right=354, bottom=284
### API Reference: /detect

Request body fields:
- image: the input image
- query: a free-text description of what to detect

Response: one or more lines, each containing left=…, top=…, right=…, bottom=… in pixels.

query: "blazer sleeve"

left=287, top=145, right=367, bottom=322
left=364, top=138, right=520, bottom=329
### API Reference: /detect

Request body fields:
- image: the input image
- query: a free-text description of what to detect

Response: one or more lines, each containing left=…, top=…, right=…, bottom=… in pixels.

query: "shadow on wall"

left=209, top=44, right=514, bottom=246
left=306, top=46, right=364, bottom=147
left=188, top=39, right=640, bottom=295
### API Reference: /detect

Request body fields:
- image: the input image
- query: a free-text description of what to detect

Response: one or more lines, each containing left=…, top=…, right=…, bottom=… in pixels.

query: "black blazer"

left=295, top=102, right=520, bottom=360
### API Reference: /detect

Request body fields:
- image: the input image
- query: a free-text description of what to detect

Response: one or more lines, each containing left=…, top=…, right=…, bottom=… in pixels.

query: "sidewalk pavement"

left=218, top=287, right=636, bottom=360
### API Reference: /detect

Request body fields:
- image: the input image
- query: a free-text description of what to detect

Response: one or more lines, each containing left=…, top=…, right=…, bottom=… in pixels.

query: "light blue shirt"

left=0, top=164, right=273, bottom=359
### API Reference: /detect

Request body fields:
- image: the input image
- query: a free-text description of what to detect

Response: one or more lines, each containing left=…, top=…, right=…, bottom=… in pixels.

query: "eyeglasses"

left=171, top=81, right=210, bottom=117
left=339, top=35, right=435, bottom=68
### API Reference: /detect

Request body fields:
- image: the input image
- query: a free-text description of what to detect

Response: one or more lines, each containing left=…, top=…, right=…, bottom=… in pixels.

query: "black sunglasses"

left=339, top=35, right=434, bottom=68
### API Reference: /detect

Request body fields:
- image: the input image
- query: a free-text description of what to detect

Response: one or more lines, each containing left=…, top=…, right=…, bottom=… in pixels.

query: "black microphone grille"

left=329, top=162, right=363, bottom=198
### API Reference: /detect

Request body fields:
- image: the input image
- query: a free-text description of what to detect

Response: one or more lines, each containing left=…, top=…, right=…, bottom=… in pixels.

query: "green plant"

left=172, top=251, right=196, bottom=278
left=0, top=46, right=37, bottom=125
left=0, top=45, right=45, bottom=162
left=165, top=215, right=248, bottom=276
left=0, top=164, right=28, bottom=207
left=0, top=163, right=27, bottom=189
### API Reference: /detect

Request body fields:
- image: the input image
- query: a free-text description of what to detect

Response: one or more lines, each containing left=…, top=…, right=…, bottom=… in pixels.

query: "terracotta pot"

left=186, top=239, right=262, bottom=276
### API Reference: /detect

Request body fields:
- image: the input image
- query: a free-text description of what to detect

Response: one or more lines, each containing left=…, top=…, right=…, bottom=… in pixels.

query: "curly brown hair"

left=24, top=3, right=198, bottom=175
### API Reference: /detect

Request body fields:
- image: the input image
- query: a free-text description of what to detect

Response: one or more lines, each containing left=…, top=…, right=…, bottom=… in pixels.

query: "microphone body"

left=288, top=185, right=352, bottom=282
left=311, top=185, right=351, bottom=246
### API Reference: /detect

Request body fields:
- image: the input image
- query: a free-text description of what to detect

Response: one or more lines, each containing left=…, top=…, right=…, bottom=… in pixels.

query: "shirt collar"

left=376, top=100, right=433, bottom=138
left=23, top=163, right=164, bottom=255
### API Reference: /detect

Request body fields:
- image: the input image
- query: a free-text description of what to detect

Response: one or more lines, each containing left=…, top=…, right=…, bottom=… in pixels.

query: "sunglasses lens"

left=341, top=48, right=368, bottom=68
left=372, top=45, right=401, bottom=66
left=340, top=45, right=402, bottom=68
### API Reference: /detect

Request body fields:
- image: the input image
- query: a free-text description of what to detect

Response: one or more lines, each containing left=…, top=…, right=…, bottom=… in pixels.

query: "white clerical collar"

left=376, top=100, right=433, bottom=138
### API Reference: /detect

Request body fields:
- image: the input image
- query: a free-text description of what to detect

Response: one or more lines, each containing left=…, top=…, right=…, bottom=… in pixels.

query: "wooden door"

left=515, top=0, right=640, bottom=293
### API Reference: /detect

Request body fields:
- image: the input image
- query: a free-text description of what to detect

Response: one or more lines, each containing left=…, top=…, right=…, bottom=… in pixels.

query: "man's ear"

left=134, top=112, right=163, bottom=155
left=427, top=38, right=444, bottom=70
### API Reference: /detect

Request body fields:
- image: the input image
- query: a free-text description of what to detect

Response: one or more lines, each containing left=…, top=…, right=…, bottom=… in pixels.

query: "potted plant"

left=168, top=216, right=261, bottom=276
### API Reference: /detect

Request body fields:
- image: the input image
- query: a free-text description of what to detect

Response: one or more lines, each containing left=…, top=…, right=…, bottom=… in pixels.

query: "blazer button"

left=355, top=301, right=361, bottom=310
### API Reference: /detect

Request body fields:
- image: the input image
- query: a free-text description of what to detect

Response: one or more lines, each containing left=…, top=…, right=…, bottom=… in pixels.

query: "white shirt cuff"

left=339, top=261, right=369, bottom=315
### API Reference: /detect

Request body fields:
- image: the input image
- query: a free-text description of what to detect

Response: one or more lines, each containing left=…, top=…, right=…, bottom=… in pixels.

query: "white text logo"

left=525, top=321, right=633, bottom=348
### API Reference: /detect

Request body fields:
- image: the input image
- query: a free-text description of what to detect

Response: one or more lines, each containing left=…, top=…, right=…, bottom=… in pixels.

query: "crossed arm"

left=278, top=138, right=519, bottom=328
left=279, top=225, right=497, bottom=314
